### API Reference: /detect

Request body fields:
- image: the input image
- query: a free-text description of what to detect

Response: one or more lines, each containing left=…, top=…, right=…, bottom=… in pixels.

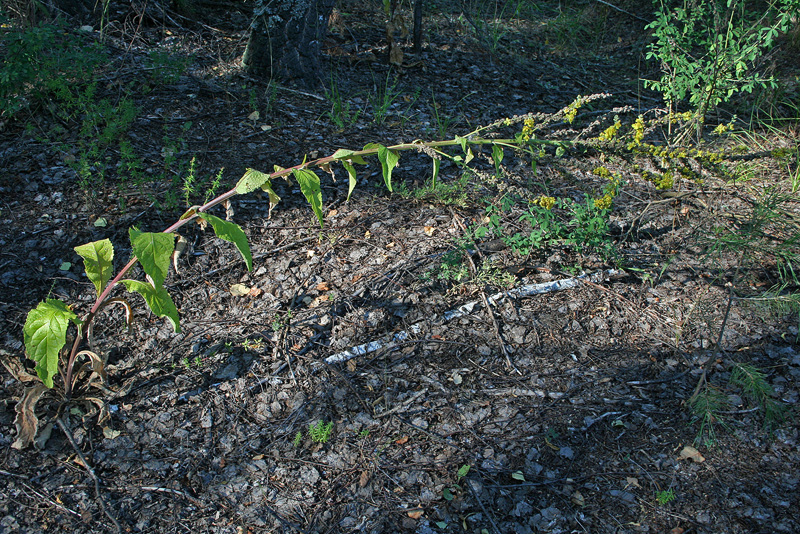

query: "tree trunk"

left=242, top=0, right=336, bottom=90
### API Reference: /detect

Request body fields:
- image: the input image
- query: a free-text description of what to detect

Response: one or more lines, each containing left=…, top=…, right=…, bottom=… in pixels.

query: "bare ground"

left=1, top=1, right=799, bottom=533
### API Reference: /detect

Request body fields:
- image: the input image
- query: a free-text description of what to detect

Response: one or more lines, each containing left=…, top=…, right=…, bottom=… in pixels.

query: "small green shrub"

left=645, top=0, right=799, bottom=138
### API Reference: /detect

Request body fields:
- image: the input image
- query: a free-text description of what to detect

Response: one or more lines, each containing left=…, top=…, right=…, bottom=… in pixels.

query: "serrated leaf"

left=341, top=159, right=357, bottom=201
left=198, top=213, right=253, bottom=271
left=235, top=167, right=272, bottom=195
left=121, top=279, right=181, bottom=332
left=376, top=145, right=400, bottom=192
left=293, top=168, right=324, bottom=227
left=331, top=148, right=367, bottom=165
left=12, top=383, right=49, bottom=450
left=128, top=227, right=175, bottom=288
left=23, top=299, right=80, bottom=388
left=74, top=238, right=114, bottom=297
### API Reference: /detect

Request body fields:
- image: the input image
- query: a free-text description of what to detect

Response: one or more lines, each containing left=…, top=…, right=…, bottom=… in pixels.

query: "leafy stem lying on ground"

left=10, top=92, right=797, bottom=449
left=13, top=102, right=595, bottom=449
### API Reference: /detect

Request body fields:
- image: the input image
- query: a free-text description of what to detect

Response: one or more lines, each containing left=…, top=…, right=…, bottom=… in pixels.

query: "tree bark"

left=242, top=0, right=336, bottom=90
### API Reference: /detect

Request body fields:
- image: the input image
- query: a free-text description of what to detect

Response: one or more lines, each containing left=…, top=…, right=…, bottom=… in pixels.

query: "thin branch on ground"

left=56, top=416, right=122, bottom=534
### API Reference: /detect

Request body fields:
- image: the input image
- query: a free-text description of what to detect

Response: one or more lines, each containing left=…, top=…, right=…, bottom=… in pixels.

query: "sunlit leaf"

left=121, top=279, right=181, bottom=332
left=235, top=167, right=272, bottom=195
left=128, top=227, right=175, bottom=288
left=331, top=148, right=367, bottom=164
left=293, top=168, right=324, bottom=227
left=198, top=213, right=253, bottom=271
left=74, top=238, right=114, bottom=297
left=23, top=299, right=80, bottom=388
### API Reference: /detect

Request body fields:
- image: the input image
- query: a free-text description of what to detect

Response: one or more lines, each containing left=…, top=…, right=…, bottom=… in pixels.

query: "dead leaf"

left=679, top=445, right=705, bottom=463
left=395, top=436, right=409, bottom=445
left=625, top=477, right=641, bottom=489
left=248, top=110, right=259, bottom=121
left=102, top=426, right=121, bottom=439
left=316, top=282, right=330, bottom=291
left=389, top=44, right=404, bottom=66
left=230, top=284, right=251, bottom=296
left=248, top=287, right=263, bottom=298
left=346, top=360, right=357, bottom=372
left=364, top=230, right=371, bottom=239
left=328, top=209, right=338, bottom=217
left=670, top=527, right=685, bottom=534
left=0, top=352, right=40, bottom=383
left=571, top=491, right=585, bottom=506
left=423, top=226, right=435, bottom=236
left=359, top=469, right=371, bottom=487
left=173, top=235, right=188, bottom=273
left=406, top=509, right=424, bottom=520
left=12, top=383, right=49, bottom=450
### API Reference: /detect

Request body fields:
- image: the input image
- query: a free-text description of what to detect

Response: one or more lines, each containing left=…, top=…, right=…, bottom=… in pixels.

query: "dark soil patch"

left=1, top=2, right=799, bottom=533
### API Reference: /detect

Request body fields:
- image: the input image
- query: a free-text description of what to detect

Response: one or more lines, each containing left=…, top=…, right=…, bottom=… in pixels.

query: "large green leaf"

left=121, top=279, right=180, bottom=332
left=235, top=168, right=272, bottom=195
left=198, top=213, right=253, bottom=271
left=128, top=227, right=174, bottom=288
left=293, top=168, right=324, bottom=227
left=74, top=239, right=114, bottom=297
left=23, top=299, right=80, bottom=388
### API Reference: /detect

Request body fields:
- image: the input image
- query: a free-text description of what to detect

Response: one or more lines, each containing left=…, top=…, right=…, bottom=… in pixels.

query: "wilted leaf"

left=93, top=217, right=107, bottom=227
left=121, top=279, right=180, bottom=332
left=679, top=445, right=705, bottom=463
left=74, top=238, right=114, bottom=297
left=423, top=226, right=435, bottom=236
left=293, top=168, right=324, bottom=227
left=375, top=144, right=400, bottom=191
left=248, top=287, right=263, bottom=297
left=431, top=158, right=440, bottom=183
left=0, top=352, right=40, bottom=383
left=571, top=491, right=585, bottom=507
left=129, top=227, right=175, bottom=288
left=102, top=426, right=121, bottom=439
left=24, top=299, right=80, bottom=388
left=230, top=283, right=251, bottom=296
left=198, top=213, right=253, bottom=271
left=172, top=235, right=188, bottom=273
left=626, top=477, right=641, bottom=488
left=248, top=110, right=259, bottom=121
left=12, top=383, right=49, bottom=450
left=511, top=470, right=525, bottom=481
left=341, top=159, right=357, bottom=201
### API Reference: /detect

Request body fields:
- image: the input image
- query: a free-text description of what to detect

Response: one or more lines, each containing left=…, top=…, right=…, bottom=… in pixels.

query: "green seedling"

left=309, top=420, right=333, bottom=444
left=442, top=464, right=471, bottom=501
left=656, top=489, right=676, bottom=505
